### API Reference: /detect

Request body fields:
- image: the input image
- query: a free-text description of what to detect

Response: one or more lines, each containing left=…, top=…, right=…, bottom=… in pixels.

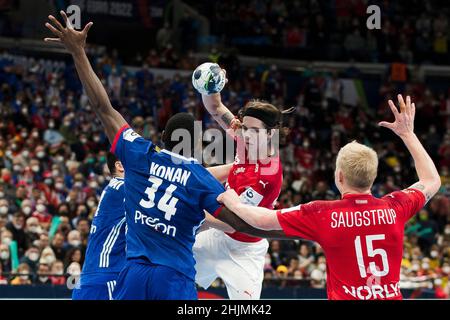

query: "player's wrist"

left=399, top=131, right=416, bottom=141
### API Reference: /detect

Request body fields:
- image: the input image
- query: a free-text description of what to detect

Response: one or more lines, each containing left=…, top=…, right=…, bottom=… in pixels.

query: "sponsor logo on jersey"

left=134, top=210, right=177, bottom=237
left=239, top=187, right=264, bottom=207
left=259, top=180, right=269, bottom=188
left=233, top=167, right=246, bottom=175
left=342, top=282, right=400, bottom=300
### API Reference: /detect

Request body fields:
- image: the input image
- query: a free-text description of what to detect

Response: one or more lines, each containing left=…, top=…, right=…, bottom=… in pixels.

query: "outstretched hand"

left=44, top=11, right=93, bottom=54
left=379, top=94, right=415, bottom=138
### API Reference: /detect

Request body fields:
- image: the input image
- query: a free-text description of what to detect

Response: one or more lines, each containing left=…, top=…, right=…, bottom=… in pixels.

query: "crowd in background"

left=180, top=0, right=450, bottom=64
left=0, top=46, right=449, bottom=297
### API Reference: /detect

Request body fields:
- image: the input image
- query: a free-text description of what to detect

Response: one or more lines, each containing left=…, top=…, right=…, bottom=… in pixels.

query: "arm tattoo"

left=221, top=112, right=234, bottom=126
left=409, top=183, right=425, bottom=191
left=409, top=183, right=432, bottom=203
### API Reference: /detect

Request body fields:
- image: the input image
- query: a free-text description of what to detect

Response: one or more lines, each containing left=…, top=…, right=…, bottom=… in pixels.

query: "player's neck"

left=341, top=188, right=372, bottom=197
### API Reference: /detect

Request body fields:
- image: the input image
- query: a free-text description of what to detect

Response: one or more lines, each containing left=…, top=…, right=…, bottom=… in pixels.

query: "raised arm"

left=202, top=92, right=237, bottom=131
left=379, top=94, right=441, bottom=203
left=45, top=11, right=128, bottom=144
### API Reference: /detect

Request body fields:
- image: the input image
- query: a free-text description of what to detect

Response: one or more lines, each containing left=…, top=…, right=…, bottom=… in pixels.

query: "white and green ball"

left=192, top=62, right=226, bottom=95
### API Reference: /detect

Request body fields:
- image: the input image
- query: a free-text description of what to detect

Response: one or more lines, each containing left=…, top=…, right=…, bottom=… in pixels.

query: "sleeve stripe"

left=110, top=124, right=130, bottom=154
left=212, top=206, right=223, bottom=218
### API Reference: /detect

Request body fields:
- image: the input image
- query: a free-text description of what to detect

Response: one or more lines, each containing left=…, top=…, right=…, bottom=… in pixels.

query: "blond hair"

left=336, top=141, right=378, bottom=190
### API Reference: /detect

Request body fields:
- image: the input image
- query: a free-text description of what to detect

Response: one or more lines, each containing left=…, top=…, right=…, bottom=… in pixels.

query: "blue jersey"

left=111, top=125, right=224, bottom=281
left=80, top=177, right=126, bottom=285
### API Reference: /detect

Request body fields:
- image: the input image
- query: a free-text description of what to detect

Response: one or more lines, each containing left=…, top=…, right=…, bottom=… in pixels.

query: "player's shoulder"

left=106, top=177, right=125, bottom=192
left=300, top=199, right=345, bottom=214
left=381, top=188, right=424, bottom=203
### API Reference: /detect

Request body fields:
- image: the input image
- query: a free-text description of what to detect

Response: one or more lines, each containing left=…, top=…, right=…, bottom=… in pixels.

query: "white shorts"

left=193, top=228, right=269, bottom=300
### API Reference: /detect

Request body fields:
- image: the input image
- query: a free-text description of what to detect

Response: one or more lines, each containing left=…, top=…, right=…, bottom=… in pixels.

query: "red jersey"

left=225, top=155, right=283, bottom=243
left=276, top=189, right=426, bottom=300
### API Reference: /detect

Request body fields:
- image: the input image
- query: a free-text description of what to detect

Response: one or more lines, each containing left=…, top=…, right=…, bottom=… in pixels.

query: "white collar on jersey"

left=160, top=149, right=199, bottom=163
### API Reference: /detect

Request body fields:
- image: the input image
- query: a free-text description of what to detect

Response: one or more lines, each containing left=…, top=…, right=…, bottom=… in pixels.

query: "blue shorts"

left=113, top=258, right=197, bottom=300
left=72, top=280, right=117, bottom=300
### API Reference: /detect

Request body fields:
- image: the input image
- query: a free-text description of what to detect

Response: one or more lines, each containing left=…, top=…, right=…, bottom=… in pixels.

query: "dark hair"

left=162, top=113, right=196, bottom=154
left=240, top=100, right=295, bottom=142
left=106, top=152, right=119, bottom=175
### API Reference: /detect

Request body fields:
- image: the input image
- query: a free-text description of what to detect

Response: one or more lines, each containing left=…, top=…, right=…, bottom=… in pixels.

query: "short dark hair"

left=106, top=152, right=119, bottom=175
left=162, top=113, right=196, bottom=155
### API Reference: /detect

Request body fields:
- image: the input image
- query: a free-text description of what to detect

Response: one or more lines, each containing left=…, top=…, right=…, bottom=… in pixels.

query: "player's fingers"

left=44, top=38, right=62, bottom=43
left=48, top=15, right=65, bottom=31
left=397, top=94, right=406, bottom=113
left=60, top=10, right=69, bottom=25
left=405, top=95, right=412, bottom=116
left=388, top=100, right=400, bottom=118
left=216, top=193, right=224, bottom=203
left=45, top=22, right=63, bottom=38
left=83, top=22, right=94, bottom=35
left=378, top=121, right=395, bottom=129
left=411, top=102, right=416, bottom=119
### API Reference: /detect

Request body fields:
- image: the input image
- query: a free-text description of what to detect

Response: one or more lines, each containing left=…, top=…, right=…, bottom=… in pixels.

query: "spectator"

left=35, top=263, right=52, bottom=285
left=10, top=263, right=32, bottom=285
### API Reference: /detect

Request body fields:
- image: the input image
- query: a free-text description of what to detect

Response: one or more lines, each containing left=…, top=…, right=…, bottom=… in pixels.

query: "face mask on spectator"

left=22, top=206, right=32, bottom=215
left=54, top=269, right=64, bottom=276
left=1, top=237, right=12, bottom=246
left=19, top=272, right=29, bottom=280
left=36, top=204, right=46, bottom=213
left=443, top=266, right=450, bottom=274
left=89, top=181, right=98, bottom=189
left=44, top=178, right=53, bottom=186
left=93, top=136, right=100, bottom=143
left=430, top=251, right=438, bottom=258
left=0, top=251, right=9, bottom=260
left=31, top=165, right=40, bottom=173
left=74, top=182, right=83, bottom=188
left=13, top=165, right=22, bottom=172
left=422, top=263, right=430, bottom=270
left=87, top=200, right=96, bottom=208
left=55, top=182, right=64, bottom=190
left=0, top=191, right=4, bottom=198
left=13, top=222, right=22, bottom=230
left=37, top=151, right=45, bottom=159
left=0, top=206, right=8, bottom=214
left=55, top=156, right=64, bottom=163
left=32, top=131, right=39, bottom=138
left=39, top=276, right=49, bottom=282
left=80, top=138, right=87, bottom=144
left=445, top=227, right=450, bottom=235
left=22, top=150, right=29, bottom=158
left=97, top=176, right=105, bottom=184
left=29, top=226, right=40, bottom=234
left=52, top=169, right=59, bottom=177
left=21, top=131, right=28, bottom=138
left=70, top=240, right=81, bottom=247
left=28, top=252, right=39, bottom=262
left=318, top=263, right=327, bottom=271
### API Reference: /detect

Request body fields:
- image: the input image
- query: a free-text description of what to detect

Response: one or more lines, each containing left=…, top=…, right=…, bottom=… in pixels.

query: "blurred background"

left=0, top=0, right=449, bottom=299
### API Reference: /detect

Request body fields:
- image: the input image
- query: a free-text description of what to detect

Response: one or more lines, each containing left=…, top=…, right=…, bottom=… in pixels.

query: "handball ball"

left=192, top=62, right=226, bottom=95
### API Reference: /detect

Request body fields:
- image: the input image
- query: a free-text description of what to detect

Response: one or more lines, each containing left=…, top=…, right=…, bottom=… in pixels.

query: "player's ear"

left=116, top=161, right=124, bottom=173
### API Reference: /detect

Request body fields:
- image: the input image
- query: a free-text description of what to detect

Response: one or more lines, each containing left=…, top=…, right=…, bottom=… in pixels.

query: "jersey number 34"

left=139, top=176, right=179, bottom=221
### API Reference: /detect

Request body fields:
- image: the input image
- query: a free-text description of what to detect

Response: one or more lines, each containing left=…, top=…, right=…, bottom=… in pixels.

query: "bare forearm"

left=71, top=49, right=127, bottom=142
left=227, top=202, right=281, bottom=231
left=202, top=93, right=234, bottom=130
left=202, top=212, right=235, bottom=233
left=216, top=207, right=289, bottom=239
left=401, top=132, right=441, bottom=200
